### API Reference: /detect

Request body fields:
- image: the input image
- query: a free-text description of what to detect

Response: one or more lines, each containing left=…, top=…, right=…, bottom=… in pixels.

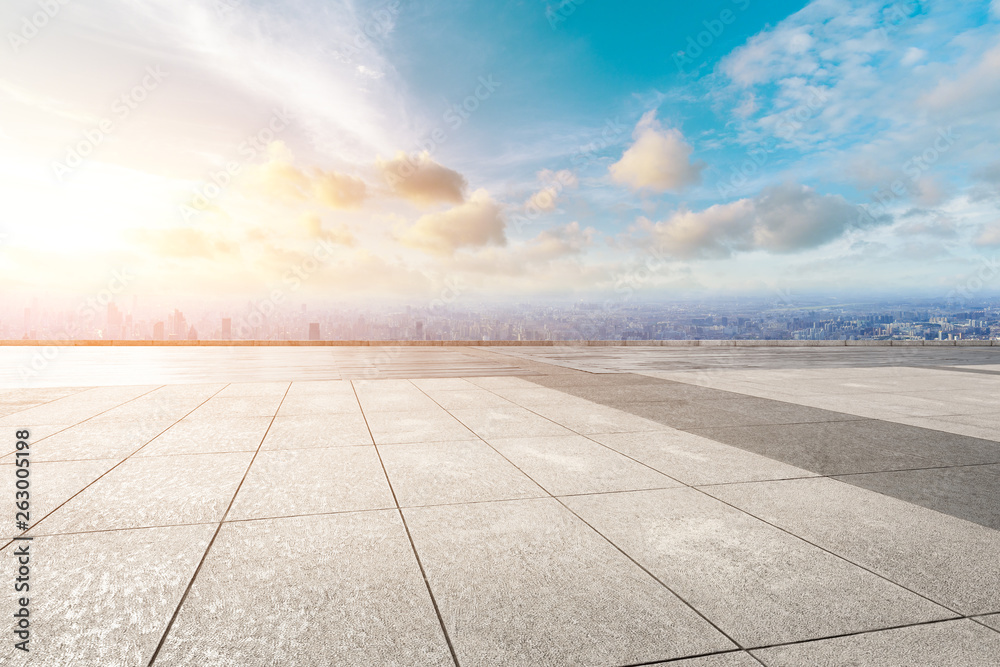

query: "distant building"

left=415, top=320, right=424, bottom=340
left=221, top=318, right=232, bottom=340
left=152, top=321, right=165, bottom=340
left=188, top=325, right=198, bottom=340
left=308, top=322, right=320, bottom=340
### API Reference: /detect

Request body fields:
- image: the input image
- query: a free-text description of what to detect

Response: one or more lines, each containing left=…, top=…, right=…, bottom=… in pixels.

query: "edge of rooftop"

left=0, top=339, right=996, bottom=347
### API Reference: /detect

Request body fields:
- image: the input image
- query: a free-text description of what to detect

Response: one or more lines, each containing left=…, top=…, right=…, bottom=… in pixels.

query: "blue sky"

left=1, top=0, right=999, bottom=302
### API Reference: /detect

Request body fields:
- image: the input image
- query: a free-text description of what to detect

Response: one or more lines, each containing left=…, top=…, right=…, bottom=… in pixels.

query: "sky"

left=1, top=0, right=999, bottom=306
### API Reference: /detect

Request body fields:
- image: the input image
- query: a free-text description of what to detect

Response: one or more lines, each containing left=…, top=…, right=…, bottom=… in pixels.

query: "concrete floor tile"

left=529, top=403, right=666, bottom=434
left=670, top=653, right=762, bottom=667
left=752, top=619, right=1000, bottom=667
left=215, top=381, right=290, bottom=397
left=276, top=392, right=362, bottom=415
left=835, top=465, right=1000, bottom=529
left=283, top=380, right=356, bottom=396
left=449, top=406, right=575, bottom=439
left=138, top=416, right=274, bottom=456
left=976, top=613, right=1000, bottom=632
left=228, top=446, right=394, bottom=520
left=591, top=430, right=816, bottom=486
left=365, top=409, right=476, bottom=444
left=404, top=498, right=735, bottom=666
left=0, top=424, right=71, bottom=456
left=704, top=477, right=1000, bottom=615
left=687, top=422, right=936, bottom=475
left=465, top=376, right=541, bottom=390
left=155, top=511, right=454, bottom=667
left=563, top=487, right=953, bottom=647
left=354, top=385, right=440, bottom=412
left=410, top=377, right=480, bottom=391
left=0, top=385, right=160, bottom=426
left=1, top=458, right=118, bottom=537
left=261, top=413, right=373, bottom=448
left=380, top=440, right=545, bottom=506
left=185, top=395, right=284, bottom=420
left=33, top=452, right=252, bottom=534
left=0, top=524, right=215, bottom=667
left=24, top=419, right=175, bottom=462
left=422, top=388, right=516, bottom=410
left=486, top=386, right=595, bottom=407
left=487, top=435, right=679, bottom=495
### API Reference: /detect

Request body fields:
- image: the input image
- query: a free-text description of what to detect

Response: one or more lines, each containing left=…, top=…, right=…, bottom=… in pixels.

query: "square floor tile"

left=365, top=409, right=475, bottom=445
left=32, top=452, right=252, bottom=534
left=591, top=430, right=816, bottom=486
left=379, top=440, right=544, bottom=506
left=228, top=447, right=394, bottom=520
left=154, top=511, right=454, bottom=666
left=529, top=403, right=666, bottom=435
left=261, top=414, right=373, bottom=448
left=404, top=498, right=734, bottom=666
left=185, top=396, right=284, bottom=420
left=449, top=406, right=573, bottom=440
left=705, top=477, right=1000, bottom=615
left=488, top=435, right=679, bottom=495
left=0, top=524, right=214, bottom=667
left=138, top=417, right=273, bottom=456
left=752, top=619, right=1000, bottom=667
left=835, top=465, right=1000, bottom=529
left=563, top=487, right=953, bottom=646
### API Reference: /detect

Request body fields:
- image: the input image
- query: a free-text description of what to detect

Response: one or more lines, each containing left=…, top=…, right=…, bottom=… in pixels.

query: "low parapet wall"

left=0, top=339, right=995, bottom=347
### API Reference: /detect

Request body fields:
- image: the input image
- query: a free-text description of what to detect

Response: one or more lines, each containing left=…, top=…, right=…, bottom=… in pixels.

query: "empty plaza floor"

left=1, top=345, right=999, bottom=666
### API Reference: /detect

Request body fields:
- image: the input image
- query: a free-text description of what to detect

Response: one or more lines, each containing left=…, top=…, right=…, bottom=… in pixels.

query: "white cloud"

left=396, top=189, right=505, bottom=255
left=609, top=111, right=704, bottom=192
left=637, top=183, right=876, bottom=258
left=377, top=151, right=467, bottom=206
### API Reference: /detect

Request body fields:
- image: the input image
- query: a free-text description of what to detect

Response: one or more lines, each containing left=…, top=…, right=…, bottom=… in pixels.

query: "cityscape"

left=4, top=296, right=999, bottom=343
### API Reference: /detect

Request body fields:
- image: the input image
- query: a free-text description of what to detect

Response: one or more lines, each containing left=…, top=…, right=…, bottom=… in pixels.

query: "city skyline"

left=2, top=0, right=1000, bottom=303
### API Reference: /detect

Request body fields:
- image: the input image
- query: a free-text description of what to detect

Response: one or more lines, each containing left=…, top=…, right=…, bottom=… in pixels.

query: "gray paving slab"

left=0, top=524, right=215, bottom=667
left=977, top=613, right=1000, bottom=632
left=215, top=381, right=290, bottom=397
left=137, top=416, right=274, bottom=456
left=0, top=385, right=161, bottom=425
left=404, top=497, right=735, bottom=666
left=353, top=379, right=441, bottom=412
left=183, top=395, right=284, bottom=419
left=19, top=419, right=176, bottom=462
left=379, top=440, right=545, bottom=506
left=1, top=458, right=118, bottom=538
left=32, top=452, right=252, bottom=534
left=261, top=413, right=373, bottom=448
left=834, top=465, right=1000, bottom=530
left=562, top=487, right=953, bottom=647
left=276, top=391, right=363, bottom=415
left=421, top=388, right=517, bottom=410
left=751, top=619, right=1000, bottom=666
left=448, top=406, right=576, bottom=440
left=227, top=446, right=395, bottom=520
left=409, top=377, right=481, bottom=391
left=0, top=424, right=73, bottom=457
left=687, top=422, right=939, bottom=476
left=704, top=477, right=1000, bottom=615
left=670, top=653, right=762, bottom=667
left=364, top=409, right=476, bottom=444
left=155, top=511, right=454, bottom=667
left=527, top=402, right=665, bottom=435
left=487, top=434, right=680, bottom=495
left=590, top=430, right=816, bottom=486
left=605, top=399, right=770, bottom=429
